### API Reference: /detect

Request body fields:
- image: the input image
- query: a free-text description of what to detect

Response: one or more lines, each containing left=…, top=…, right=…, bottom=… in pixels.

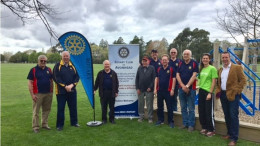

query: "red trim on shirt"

left=32, top=68, right=38, bottom=94
left=168, top=67, right=173, bottom=92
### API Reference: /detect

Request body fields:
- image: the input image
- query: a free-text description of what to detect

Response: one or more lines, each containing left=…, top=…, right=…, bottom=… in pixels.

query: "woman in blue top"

left=198, top=53, right=218, bottom=137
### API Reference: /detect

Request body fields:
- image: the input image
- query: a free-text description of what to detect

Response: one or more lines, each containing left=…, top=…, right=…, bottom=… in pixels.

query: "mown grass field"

left=1, top=63, right=259, bottom=146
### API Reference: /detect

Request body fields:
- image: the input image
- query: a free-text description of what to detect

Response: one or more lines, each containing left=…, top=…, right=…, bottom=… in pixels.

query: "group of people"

left=27, top=48, right=246, bottom=146
left=28, top=51, right=80, bottom=132
left=27, top=51, right=119, bottom=133
left=135, top=49, right=246, bottom=146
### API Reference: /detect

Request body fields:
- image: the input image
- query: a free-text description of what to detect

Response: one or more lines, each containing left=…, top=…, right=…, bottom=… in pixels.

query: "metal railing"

left=226, top=48, right=259, bottom=115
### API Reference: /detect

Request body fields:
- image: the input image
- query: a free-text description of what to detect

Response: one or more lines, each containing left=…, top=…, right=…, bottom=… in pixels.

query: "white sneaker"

left=148, top=119, right=153, bottom=123
left=138, top=118, right=143, bottom=122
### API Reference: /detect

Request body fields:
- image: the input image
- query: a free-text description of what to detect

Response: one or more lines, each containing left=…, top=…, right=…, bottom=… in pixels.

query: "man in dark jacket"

left=135, top=55, right=156, bottom=123
left=94, top=60, right=119, bottom=124
left=53, top=51, right=80, bottom=131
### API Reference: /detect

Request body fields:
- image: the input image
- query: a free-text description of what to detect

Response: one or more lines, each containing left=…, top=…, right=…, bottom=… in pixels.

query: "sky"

left=0, top=0, right=244, bottom=54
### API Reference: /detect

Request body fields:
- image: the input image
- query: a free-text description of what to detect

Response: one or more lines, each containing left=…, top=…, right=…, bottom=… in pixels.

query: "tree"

left=169, top=27, right=212, bottom=61
left=145, top=40, right=168, bottom=58
left=47, top=53, right=61, bottom=63
left=1, top=54, right=5, bottom=62
left=216, top=0, right=260, bottom=42
left=9, top=51, right=23, bottom=63
left=28, top=52, right=46, bottom=63
left=99, top=39, right=108, bottom=49
left=1, top=0, right=59, bottom=39
left=159, top=37, right=169, bottom=52
left=129, top=35, right=145, bottom=62
left=216, top=0, right=259, bottom=72
left=28, top=52, right=38, bottom=63
left=21, top=52, right=29, bottom=63
left=113, top=37, right=126, bottom=44
left=91, top=44, right=108, bottom=64
left=2, top=51, right=13, bottom=62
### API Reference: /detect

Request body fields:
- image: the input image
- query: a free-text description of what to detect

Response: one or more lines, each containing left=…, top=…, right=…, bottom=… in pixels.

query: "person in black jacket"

left=94, top=60, right=119, bottom=124
left=135, top=55, right=156, bottom=123
left=53, top=51, right=80, bottom=131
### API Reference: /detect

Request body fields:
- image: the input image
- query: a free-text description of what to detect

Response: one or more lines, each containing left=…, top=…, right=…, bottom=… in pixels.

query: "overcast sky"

left=0, top=0, right=243, bottom=54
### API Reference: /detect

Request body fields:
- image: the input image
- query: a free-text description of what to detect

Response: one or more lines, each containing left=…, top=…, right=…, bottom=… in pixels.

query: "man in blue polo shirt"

left=169, top=48, right=181, bottom=111
left=27, top=55, right=53, bottom=133
left=154, top=54, right=176, bottom=128
left=149, top=49, right=161, bottom=71
left=176, top=49, right=198, bottom=132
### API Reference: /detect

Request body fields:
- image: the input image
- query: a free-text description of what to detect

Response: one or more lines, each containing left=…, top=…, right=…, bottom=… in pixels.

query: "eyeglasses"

left=170, top=52, right=176, bottom=54
left=40, top=60, right=47, bottom=63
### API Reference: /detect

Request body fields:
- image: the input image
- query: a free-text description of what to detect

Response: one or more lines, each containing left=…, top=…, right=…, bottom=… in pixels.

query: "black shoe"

left=102, top=121, right=107, bottom=124
left=57, top=127, right=63, bottom=131
left=73, top=124, right=80, bottom=127
left=110, top=120, right=116, bottom=124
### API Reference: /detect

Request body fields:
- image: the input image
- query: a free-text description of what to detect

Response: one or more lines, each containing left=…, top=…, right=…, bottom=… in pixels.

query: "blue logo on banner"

left=59, top=32, right=94, bottom=108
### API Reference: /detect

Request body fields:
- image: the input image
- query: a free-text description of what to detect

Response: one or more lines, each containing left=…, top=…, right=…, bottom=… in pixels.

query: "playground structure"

left=211, top=37, right=260, bottom=116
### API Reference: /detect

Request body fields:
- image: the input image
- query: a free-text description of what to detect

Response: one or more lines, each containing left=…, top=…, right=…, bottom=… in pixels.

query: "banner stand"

left=86, top=96, right=102, bottom=126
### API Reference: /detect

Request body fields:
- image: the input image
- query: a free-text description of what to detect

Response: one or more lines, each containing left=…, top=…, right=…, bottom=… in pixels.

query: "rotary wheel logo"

left=118, top=47, right=129, bottom=58
left=64, top=35, right=85, bottom=55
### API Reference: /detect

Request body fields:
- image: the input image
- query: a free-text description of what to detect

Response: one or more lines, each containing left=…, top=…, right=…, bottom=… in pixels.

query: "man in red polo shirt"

left=154, top=54, right=176, bottom=128
left=27, top=55, right=53, bottom=133
left=176, top=49, right=198, bottom=132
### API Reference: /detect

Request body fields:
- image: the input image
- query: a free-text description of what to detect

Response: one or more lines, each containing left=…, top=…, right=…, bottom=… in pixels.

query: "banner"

left=59, top=32, right=94, bottom=108
left=109, top=44, right=139, bottom=118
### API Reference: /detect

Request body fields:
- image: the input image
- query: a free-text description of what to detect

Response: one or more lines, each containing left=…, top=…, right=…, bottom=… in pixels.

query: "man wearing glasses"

left=169, top=48, right=181, bottom=111
left=27, top=55, right=53, bottom=133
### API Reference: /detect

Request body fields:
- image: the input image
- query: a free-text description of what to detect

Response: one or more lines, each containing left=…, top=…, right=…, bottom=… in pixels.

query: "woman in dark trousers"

left=198, top=53, right=218, bottom=137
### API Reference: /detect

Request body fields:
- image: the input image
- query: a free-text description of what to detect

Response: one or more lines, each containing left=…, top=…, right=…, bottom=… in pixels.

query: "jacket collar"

left=60, top=60, right=73, bottom=66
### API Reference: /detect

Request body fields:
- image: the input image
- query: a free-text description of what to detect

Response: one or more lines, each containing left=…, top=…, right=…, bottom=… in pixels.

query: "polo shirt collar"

left=37, top=64, right=46, bottom=70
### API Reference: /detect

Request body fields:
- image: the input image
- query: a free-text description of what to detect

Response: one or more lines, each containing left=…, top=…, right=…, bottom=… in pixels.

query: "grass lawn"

left=1, top=63, right=259, bottom=146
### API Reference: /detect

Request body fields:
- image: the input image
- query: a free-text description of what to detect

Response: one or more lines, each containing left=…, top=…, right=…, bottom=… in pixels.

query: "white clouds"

left=0, top=0, right=241, bottom=54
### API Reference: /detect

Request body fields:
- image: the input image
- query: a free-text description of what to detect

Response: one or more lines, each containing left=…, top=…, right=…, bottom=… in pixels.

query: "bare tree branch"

left=216, top=0, right=260, bottom=41
left=1, top=0, right=59, bottom=40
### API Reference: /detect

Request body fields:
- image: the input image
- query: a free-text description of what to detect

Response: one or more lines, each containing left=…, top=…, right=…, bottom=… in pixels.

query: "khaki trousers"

left=32, top=93, right=53, bottom=130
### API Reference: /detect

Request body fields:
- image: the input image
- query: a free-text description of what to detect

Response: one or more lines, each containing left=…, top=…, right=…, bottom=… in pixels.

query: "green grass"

left=1, top=63, right=259, bottom=146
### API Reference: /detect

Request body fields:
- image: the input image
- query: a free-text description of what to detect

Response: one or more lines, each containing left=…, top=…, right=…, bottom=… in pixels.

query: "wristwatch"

left=185, top=85, right=189, bottom=88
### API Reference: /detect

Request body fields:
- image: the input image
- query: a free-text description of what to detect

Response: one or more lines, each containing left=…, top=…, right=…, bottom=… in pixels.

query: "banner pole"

left=86, top=44, right=102, bottom=127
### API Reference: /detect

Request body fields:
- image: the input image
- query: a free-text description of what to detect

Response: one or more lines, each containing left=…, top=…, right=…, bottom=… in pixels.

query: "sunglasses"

left=40, top=60, right=47, bottom=63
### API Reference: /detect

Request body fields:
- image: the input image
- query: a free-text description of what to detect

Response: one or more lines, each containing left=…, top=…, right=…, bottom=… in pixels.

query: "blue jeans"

left=179, top=88, right=196, bottom=127
left=56, top=92, right=78, bottom=128
left=157, top=91, right=173, bottom=123
left=220, top=91, right=240, bottom=142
